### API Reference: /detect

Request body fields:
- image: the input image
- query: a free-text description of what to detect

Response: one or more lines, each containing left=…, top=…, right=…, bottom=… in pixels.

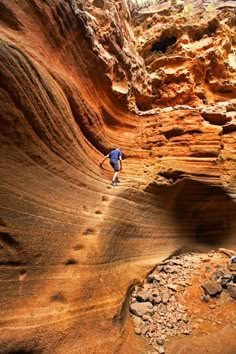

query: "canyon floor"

left=129, top=248, right=236, bottom=354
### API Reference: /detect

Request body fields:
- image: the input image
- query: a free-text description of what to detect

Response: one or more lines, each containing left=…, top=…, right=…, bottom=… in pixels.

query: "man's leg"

left=115, top=173, right=120, bottom=182
left=112, top=171, right=119, bottom=183
left=110, top=161, right=120, bottom=186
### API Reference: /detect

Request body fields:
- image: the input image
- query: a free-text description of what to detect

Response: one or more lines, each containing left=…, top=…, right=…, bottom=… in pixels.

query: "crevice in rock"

left=201, top=112, right=231, bottom=125
left=190, top=151, right=218, bottom=157
left=0, top=261, right=27, bottom=266
left=64, top=258, right=78, bottom=265
left=151, top=35, right=177, bottom=54
left=158, top=169, right=184, bottom=182
left=207, top=19, right=219, bottom=34
left=0, top=231, right=19, bottom=248
left=162, top=128, right=184, bottom=139
left=222, top=124, right=236, bottom=134
left=191, top=19, right=219, bottom=41
left=113, top=280, right=141, bottom=328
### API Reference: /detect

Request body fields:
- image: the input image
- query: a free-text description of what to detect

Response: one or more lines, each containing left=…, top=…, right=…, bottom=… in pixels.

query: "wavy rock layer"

left=0, top=0, right=236, bottom=353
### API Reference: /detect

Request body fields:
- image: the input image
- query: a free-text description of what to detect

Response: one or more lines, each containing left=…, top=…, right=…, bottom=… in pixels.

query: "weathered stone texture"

left=0, top=0, right=235, bottom=353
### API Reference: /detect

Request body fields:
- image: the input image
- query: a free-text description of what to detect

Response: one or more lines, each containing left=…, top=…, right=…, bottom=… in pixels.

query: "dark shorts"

left=110, top=159, right=120, bottom=172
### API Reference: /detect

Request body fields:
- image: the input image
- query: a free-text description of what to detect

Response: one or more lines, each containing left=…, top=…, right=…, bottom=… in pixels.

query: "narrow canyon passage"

left=0, top=0, right=236, bottom=353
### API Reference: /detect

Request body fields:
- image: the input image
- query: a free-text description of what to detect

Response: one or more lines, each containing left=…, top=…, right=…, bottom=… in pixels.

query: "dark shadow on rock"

left=145, top=178, right=236, bottom=248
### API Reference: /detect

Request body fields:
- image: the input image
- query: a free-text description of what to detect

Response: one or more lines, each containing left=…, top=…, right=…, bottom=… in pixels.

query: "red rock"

left=201, top=281, right=223, bottom=296
left=0, top=1, right=236, bottom=353
left=227, top=284, right=236, bottom=299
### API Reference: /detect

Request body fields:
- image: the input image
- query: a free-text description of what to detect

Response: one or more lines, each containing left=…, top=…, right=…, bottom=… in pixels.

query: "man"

left=100, top=148, right=122, bottom=186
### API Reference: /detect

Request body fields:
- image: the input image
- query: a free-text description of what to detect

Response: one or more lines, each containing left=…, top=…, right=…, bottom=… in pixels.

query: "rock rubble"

left=129, top=249, right=236, bottom=353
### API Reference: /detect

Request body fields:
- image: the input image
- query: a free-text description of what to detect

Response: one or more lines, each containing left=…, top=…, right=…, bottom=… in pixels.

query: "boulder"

left=201, top=281, right=223, bottom=296
left=136, top=290, right=152, bottom=302
left=227, top=284, right=236, bottom=299
left=130, top=301, right=154, bottom=317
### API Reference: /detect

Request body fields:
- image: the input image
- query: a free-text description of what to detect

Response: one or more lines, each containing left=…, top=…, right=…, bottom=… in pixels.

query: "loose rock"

left=201, top=281, right=223, bottom=296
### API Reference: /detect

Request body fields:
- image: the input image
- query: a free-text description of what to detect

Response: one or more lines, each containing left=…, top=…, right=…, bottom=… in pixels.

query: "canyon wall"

left=0, top=0, right=235, bottom=352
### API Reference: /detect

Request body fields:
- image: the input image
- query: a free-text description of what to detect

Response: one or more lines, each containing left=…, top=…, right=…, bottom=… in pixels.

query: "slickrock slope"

left=0, top=0, right=235, bottom=353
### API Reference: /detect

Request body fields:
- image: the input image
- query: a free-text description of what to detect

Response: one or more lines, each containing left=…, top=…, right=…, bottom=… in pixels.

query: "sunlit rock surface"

left=0, top=0, right=236, bottom=353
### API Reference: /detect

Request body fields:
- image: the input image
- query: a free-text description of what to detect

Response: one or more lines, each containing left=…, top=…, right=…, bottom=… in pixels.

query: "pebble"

left=167, top=284, right=178, bottom=291
left=156, top=337, right=165, bottom=346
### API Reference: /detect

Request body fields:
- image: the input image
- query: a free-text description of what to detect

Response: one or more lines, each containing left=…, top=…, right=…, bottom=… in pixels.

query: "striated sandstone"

left=0, top=0, right=236, bottom=353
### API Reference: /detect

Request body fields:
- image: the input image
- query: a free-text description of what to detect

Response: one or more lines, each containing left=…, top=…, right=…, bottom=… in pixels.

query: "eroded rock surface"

left=0, top=0, right=236, bottom=353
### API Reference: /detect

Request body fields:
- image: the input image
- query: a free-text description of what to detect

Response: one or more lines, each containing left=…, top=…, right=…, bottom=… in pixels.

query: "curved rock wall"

left=0, top=0, right=235, bottom=353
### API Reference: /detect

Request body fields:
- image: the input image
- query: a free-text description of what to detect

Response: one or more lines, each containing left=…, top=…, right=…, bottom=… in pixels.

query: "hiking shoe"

left=115, top=178, right=120, bottom=183
left=111, top=181, right=117, bottom=186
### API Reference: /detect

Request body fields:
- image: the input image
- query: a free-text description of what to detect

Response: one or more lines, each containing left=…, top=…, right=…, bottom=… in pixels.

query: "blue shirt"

left=108, top=149, right=122, bottom=161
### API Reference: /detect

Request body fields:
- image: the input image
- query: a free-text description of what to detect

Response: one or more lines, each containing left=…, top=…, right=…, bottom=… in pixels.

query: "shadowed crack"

left=0, top=231, right=19, bottom=248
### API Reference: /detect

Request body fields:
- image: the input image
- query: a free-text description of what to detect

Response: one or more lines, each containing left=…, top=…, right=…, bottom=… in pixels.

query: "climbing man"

left=100, top=148, right=122, bottom=186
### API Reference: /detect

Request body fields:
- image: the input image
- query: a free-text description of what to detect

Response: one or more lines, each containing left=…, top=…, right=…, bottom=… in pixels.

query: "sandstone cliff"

left=0, top=0, right=235, bottom=353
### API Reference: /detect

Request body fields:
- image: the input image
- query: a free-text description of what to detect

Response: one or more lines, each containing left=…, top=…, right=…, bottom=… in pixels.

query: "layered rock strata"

left=0, top=0, right=235, bottom=353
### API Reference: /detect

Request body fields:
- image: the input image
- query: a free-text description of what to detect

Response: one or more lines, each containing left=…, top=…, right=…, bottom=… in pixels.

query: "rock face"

left=0, top=0, right=236, bottom=353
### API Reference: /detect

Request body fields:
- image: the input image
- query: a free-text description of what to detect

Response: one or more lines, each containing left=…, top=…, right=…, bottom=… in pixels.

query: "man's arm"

left=100, top=154, right=109, bottom=167
left=119, top=155, right=122, bottom=170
